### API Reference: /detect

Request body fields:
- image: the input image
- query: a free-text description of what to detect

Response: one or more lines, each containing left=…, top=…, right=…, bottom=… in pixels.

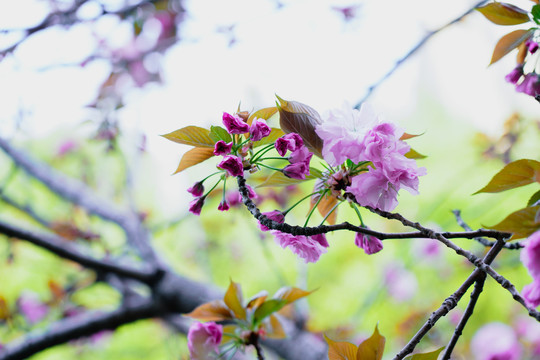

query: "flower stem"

left=304, top=189, right=329, bottom=227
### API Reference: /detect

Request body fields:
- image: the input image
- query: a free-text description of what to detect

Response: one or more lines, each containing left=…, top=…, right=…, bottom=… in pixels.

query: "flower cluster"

left=505, top=38, right=540, bottom=98
left=315, top=103, right=426, bottom=212
left=276, top=133, right=312, bottom=180
left=520, top=231, right=540, bottom=308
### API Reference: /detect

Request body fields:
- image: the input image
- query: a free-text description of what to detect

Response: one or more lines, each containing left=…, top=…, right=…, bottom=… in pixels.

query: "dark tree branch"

left=354, top=0, right=489, bottom=108
left=0, top=219, right=157, bottom=285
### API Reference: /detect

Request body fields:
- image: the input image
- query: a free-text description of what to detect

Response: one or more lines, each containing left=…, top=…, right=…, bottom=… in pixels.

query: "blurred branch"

left=354, top=0, right=489, bottom=108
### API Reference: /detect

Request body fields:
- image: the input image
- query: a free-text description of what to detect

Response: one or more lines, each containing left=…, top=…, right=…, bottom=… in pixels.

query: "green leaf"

left=253, top=299, right=288, bottom=325
left=273, top=287, right=314, bottom=303
left=475, top=159, right=540, bottom=194
left=248, top=107, right=279, bottom=125
left=405, top=148, right=427, bottom=160
left=252, top=128, right=285, bottom=148
left=276, top=95, right=324, bottom=158
left=405, top=347, right=445, bottom=360
left=528, top=190, right=540, bottom=207
left=162, top=126, right=215, bottom=147
left=173, top=147, right=215, bottom=174
left=356, top=325, right=386, bottom=360
left=476, top=3, right=530, bottom=25
left=532, top=4, right=540, bottom=23
left=210, top=125, right=232, bottom=143
left=324, top=335, right=358, bottom=360
left=489, top=29, right=534, bottom=65
left=486, top=205, right=540, bottom=240
left=224, top=280, right=246, bottom=320
left=184, top=300, right=233, bottom=321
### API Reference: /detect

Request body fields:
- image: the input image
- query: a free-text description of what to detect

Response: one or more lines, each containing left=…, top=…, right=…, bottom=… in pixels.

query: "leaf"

left=310, top=192, right=338, bottom=225
left=173, top=147, right=215, bottom=174
left=224, top=280, right=246, bottom=320
left=248, top=107, right=279, bottom=125
left=490, top=29, right=534, bottom=65
left=532, top=4, right=540, bottom=23
left=209, top=125, right=232, bottom=143
left=475, top=159, right=540, bottom=194
left=357, top=325, right=386, bottom=360
left=264, top=314, right=286, bottom=339
left=486, top=206, right=540, bottom=240
left=405, top=148, right=427, bottom=160
left=405, top=347, right=445, bottom=360
left=400, top=132, right=423, bottom=140
left=162, top=126, right=215, bottom=147
left=273, top=287, right=314, bottom=303
left=476, top=3, right=530, bottom=25
left=252, top=128, right=285, bottom=148
left=324, top=334, right=358, bottom=360
left=184, top=300, right=233, bottom=321
left=253, top=299, right=288, bottom=325
left=528, top=190, right=540, bottom=207
left=0, top=296, right=9, bottom=320
left=276, top=96, right=324, bottom=158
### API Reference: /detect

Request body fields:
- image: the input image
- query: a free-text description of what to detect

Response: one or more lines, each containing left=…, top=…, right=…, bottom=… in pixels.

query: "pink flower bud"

left=283, top=162, right=309, bottom=180
left=354, top=232, right=383, bottom=255
left=213, top=140, right=233, bottom=156
left=218, top=155, right=244, bottom=177
left=187, top=322, right=223, bottom=360
left=187, top=181, right=205, bottom=197
left=222, top=112, right=249, bottom=134
left=250, top=118, right=271, bottom=142
left=189, top=197, right=206, bottom=216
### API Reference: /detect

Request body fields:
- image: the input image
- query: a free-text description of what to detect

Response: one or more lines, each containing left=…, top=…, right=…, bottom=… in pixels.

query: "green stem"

left=204, top=177, right=223, bottom=197
left=304, top=189, right=329, bottom=227
left=350, top=202, right=365, bottom=227
left=282, top=191, right=321, bottom=216
left=256, top=157, right=289, bottom=162
left=251, top=144, right=276, bottom=163
left=256, top=163, right=283, bottom=172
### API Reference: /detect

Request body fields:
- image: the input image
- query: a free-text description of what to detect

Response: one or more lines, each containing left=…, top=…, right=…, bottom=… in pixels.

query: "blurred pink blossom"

left=272, top=231, right=328, bottom=263
left=384, top=263, right=418, bottom=302
left=354, top=232, right=383, bottom=255
left=521, top=231, right=540, bottom=279
left=187, top=321, right=222, bottom=360
left=17, top=292, right=48, bottom=324
left=471, top=322, right=522, bottom=360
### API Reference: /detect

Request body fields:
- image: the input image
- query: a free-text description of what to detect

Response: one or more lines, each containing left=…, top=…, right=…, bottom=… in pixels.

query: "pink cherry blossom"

left=354, top=232, right=383, bottom=255
left=250, top=118, right=271, bottom=142
left=189, top=197, right=206, bottom=216
left=213, top=140, right=232, bottom=156
left=275, top=133, right=304, bottom=156
left=288, top=145, right=313, bottom=165
left=347, top=168, right=399, bottom=211
left=470, top=322, right=522, bottom=360
left=222, top=112, right=249, bottom=134
left=283, top=162, right=309, bottom=180
left=217, top=155, right=244, bottom=177
left=505, top=65, right=524, bottom=84
left=217, top=201, right=230, bottom=212
left=523, top=280, right=540, bottom=308
left=17, top=293, right=48, bottom=324
left=258, top=210, right=285, bottom=232
left=187, top=321, right=223, bottom=360
left=521, top=231, right=540, bottom=279
left=187, top=181, right=205, bottom=197
left=360, top=122, right=408, bottom=166
left=272, top=231, right=328, bottom=263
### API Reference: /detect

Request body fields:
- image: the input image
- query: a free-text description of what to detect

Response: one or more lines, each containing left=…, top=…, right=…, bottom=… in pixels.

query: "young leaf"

left=276, top=95, right=324, bottom=158
left=273, top=287, right=314, bottom=303
left=210, top=125, right=232, bottom=143
left=476, top=3, right=530, bottom=25
left=224, top=280, right=246, bottom=320
left=264, top=314, right=286, bottom=339
left=324, top=334, right=358, bottom=360
left=405, top=148, right=427, bottom=160
left=173, top=147, right=215, bottom=174
left=253, top=299, right=288, bottom=325
left=252, top=128, right=285, bottom=148
left=405, top=347, right=445, bottom=360
left=400, top=132, right=423, bottom=140
left=248, top=107, right=279, bottom=125
left=246, top=291, right=269, bottom=309
left=162, top=126, right=215, bottom=147
left=356, top=325, right=386, bottom=360
left=0, top=296, right=9, bottom=320
left=490, top=29, right=534, bottom=65
left=310, top=192, right=338, bottom=225
left=532, top=4, right=540, bottom=23
left=486, top=205, right=540, bottom=240
left=184, top=300, right=233, bottom=321
left=257, top=169, right=320, bottom=187
left=527, top=189, right=540, bottom=207
left=475, top=159, right=540, bottom=194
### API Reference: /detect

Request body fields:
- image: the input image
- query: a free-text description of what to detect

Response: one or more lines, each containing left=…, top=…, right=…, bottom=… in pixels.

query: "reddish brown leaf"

left=400, top=133, right=423, bottom=140
left=162, top=126, right=215, bottom=147
left=324, top=334, right=358, bottom=360
left=173, top=147, right=215, bottom=174
left=477, top=3, right=530, bottom=25
left=224, top=280, right=246, bottom=320
left=264, top=314, right=286, bottom=339
left=486, top=205, right=540, bottom=240
left=183, top=300, right=233, bottom=321
left=310, top=192, right=338, bottom=225
left=273, top=287, right=314, bottom=303
left=490, top=29, right=534, bottom=65
left=475, top=159, right=540, bottom=194
left=357, top=325, right=386, bottom=360
left=276, top=96, right=323, bottom=158
left=405, top=347, right=445, bottom=360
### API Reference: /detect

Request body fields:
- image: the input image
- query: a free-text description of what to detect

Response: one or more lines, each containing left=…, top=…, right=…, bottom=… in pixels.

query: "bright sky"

left=0, top=0, right=538, bottom=214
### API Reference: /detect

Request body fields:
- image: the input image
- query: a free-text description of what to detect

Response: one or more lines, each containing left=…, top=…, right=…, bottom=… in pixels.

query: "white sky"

left=0, top=0, right=538, bottom=214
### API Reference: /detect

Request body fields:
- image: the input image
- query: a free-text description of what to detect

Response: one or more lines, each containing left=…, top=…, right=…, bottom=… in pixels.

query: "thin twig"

left=354, top=0, right=489, bottom=108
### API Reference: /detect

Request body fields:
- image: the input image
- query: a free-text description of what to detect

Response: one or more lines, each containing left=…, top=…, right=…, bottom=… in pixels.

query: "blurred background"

left=0, top=0, right=539, bottom=359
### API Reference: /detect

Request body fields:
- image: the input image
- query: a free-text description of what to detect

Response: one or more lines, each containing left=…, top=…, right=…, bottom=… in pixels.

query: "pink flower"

left=521, top=231, right=540, bottom=279
left=226, top=191, right=242, bottom=206
left=347, top=168, right=399, bottom=211
left=505, top=65, right=524, bottom=84
left=354, top=232, right=383, bottom=255
left=311, top=233, right=329, bottom=247
left=187, top=181, right=205, bottom=197
left=288, top=145, right=313, bottom=165
left=258, top=210, right=285, bottom=231
left=470, top=323, right=522, bottom=360
left=222, top=112, right=249, bottom=134
left=213, top=140, right=233, bottom=156
left=527, top=40, right=539, bottom=54
left=250, top=118, right=271, bottom=141
left=272, top=231, right=328, bottom=263
left=315, top=102, right=380, bottom=166
left=275, top=133, right=304, bottom=156
left=384, top=263, right=418, bottom=302
left=283, top=162, right=310, bottom=180
left=360, top=123, right=408, bottom=166
left=516, top=73, right=540, bottom=97
left=218, top=155, right=244, bottom=177
left=523, top=280, right=540, bottom=308
left=17, top=293, right=48, bottom=324
left=246, top=184, right=258, bottom=199
left=189, top=197, right=206, bottom=216
left=187, top=321, right=223, bottom=360
left=57, top=140, right=78, bottom=156
left=218, top=201, right=230, bottom=212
